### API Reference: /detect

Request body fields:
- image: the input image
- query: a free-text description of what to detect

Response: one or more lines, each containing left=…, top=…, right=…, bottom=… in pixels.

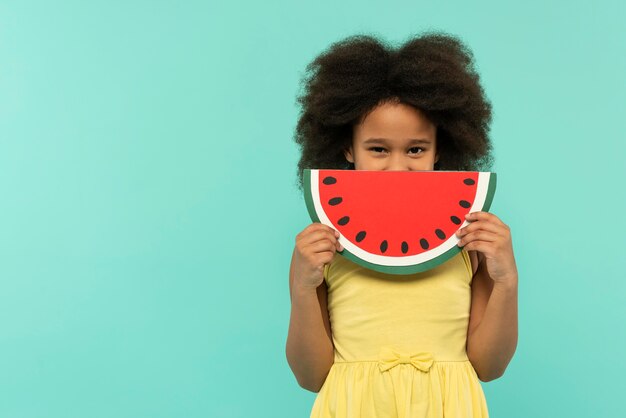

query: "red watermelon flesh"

left=303, top=169, right=497, bottom=274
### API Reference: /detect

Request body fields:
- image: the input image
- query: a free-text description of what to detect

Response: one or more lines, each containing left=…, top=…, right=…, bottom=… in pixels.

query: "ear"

left=344, top=146, right=355, bottom=163
left=435, top=152, right=440, bottom=164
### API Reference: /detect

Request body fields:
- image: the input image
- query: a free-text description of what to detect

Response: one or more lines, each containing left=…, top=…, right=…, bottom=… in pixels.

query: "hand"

left=456, top=212, right=518, bottom=285
left=291, top=223, right=343, bottom=290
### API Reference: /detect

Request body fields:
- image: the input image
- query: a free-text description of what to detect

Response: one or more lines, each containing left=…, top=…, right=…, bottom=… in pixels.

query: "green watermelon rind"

left=303, top=169, right=497, bottom=276
left=303, top=169, right=323, bottom=223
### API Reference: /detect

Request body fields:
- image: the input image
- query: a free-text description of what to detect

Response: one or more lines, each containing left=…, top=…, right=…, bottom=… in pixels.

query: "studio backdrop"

left=1, top=1, right=624, bottom=417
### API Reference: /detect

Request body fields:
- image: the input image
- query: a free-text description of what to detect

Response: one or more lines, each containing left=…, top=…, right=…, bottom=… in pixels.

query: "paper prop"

left=303, top=169, right=497, bottom=275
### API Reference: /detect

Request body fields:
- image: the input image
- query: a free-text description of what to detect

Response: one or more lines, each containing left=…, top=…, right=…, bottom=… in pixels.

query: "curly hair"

left=293, top=32, right=494, bottom=189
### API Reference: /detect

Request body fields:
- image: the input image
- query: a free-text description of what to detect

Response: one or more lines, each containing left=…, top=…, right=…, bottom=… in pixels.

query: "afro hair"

left=294, top=32, right=494, bottom=189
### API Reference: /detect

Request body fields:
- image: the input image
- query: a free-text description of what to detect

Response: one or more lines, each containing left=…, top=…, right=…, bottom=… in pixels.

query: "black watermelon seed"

left=401, top=241, right=409, bottom=254
left=420, top=239, right=429, bottom=250
left=355, top=231, right=366, bottom=242
left=322, top=176, right=337, bottom=185
left=328, top=197, right=343, bottom=206
left=435, top=229, right=446, bottom=239
left=463, top=178, right=476, bottom=185
left=337, top=216, right=350, bottom=226
left=380, top=240, right=388, bottom=253
left=459, top=200, right=471, bottom=208
left=451, top=216, right=462, bottom=225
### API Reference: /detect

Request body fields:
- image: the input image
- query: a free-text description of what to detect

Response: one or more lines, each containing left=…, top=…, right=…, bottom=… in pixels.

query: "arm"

left=286, top=253, right=334, bottom=392
left=457, top=212, right=519, bottom=382
left=286, top=225, right=339, bottom=392
left=466, top=252, right=518, bottom=381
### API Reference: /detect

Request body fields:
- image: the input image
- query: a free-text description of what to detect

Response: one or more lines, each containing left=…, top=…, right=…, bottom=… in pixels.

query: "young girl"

left=286, top=32, right=518, bottom=418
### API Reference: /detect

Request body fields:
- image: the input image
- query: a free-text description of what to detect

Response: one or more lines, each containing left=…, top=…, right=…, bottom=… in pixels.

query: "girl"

left=286, top=32, right=518, bottom=418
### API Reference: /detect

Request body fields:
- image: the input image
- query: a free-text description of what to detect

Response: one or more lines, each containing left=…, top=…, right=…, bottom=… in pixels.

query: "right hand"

left=291, top=223, right=343, bottom=290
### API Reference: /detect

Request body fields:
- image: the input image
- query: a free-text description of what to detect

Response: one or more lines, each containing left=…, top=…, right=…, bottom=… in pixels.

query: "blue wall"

left=1, top=1, right=624, bottom=416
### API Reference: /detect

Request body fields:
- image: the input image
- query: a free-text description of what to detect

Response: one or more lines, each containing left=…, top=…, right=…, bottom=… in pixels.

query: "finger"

left=462, top=241, right=493, bottom=254
left=318, top=251, right=335, bottom=265
left=301, top=223, right=339, bottom=237
left=308, top=240, right=339, bottom=254
left=298, top=229, right=338, bottom=246
left=299, top=222, right=336, bottom=236
left=465, top=211, right=506, bottom=227
left=318, top=233, right=343, bottom=252
left=456, top=220, right=508, bottom=237
left=457, top=231, right=500, bottom=246
left=300, top=228, right=343, bottom=252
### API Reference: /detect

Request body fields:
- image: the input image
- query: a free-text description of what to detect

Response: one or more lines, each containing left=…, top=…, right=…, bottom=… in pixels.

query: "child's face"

left=345, top=101, right=438, bottom=171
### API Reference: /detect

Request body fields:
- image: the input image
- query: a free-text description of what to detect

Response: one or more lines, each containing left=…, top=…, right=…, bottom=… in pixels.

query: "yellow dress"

left=310, top=250, right=489, bottom=418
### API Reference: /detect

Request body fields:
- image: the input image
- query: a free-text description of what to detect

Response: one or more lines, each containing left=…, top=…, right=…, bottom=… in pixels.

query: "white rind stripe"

left=310, top=170, right=492, bottom=267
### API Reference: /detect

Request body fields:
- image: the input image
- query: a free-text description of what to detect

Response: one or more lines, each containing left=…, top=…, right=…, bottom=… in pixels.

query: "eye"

left=408, top=147, right=424, bottom=155
left=369, top=147, right=387, bottom=153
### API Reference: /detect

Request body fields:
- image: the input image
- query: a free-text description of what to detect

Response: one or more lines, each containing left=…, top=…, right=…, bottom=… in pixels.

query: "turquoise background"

left=1, top=1, right=624, bottom=417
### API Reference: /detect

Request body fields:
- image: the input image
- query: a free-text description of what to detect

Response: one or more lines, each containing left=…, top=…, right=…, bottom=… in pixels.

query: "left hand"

left=456, top=211, right=518, bottom=285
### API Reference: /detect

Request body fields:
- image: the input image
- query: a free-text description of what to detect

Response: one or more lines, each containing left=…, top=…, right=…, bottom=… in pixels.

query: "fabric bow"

left=377, top=346, right=434, bottom=373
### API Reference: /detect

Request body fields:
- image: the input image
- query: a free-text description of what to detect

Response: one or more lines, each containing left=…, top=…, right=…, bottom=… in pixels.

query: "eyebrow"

left=363, top=138, right=433, bottom=145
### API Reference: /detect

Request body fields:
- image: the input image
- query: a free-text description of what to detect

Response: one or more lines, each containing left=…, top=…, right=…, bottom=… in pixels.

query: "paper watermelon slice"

left=303, top=169, right=497, bottom=275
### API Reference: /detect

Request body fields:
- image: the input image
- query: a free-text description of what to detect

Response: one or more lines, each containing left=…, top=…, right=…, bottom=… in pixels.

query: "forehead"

left=354, top=102, right=436, bottom=142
